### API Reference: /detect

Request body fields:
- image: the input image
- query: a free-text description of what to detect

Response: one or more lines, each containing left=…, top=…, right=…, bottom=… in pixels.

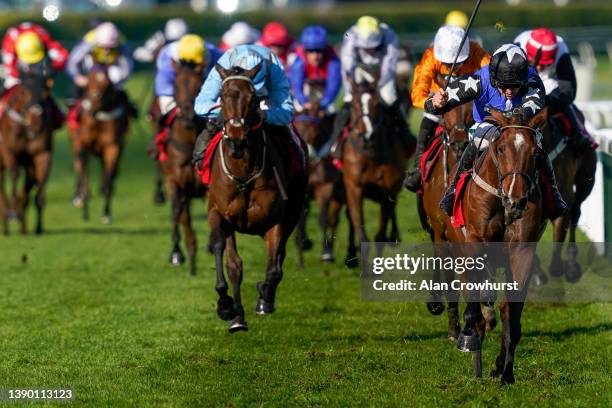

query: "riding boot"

left=318, top=102, right=350, bottom=160
left=439, top=141, right=478, bottom=216
left=388, top=100, right=416, bottom=154
left=565, top=104, right=593, bottom=153
left=538, top=146, right=568, bottom=219
left=403, top=116, right=438, bottom=192
left=193, top=120, right=218, bottom=171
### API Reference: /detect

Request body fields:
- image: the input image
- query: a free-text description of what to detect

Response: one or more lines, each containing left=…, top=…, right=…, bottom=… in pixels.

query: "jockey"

left=403, top=25, right=490, bottom=192
left=134, top=18, right=189, bottom=63
left=219, top=21, right=260, bottom=51
left=514, top=27, right=592, bottom=152
left=323, top=16, right=413, bottom=159
left=192, top=44, right=293, bottom=169
left=289, top=26, right=341, bottom=116
left=426, top=44, right=567, bottom=218
left=258, top=22, right=294, bottom=68
left=67, top=22, right=136, bottom=116
left=155, top=34, right=222, bottom=116
left=1, top=22, right=68, bottom=91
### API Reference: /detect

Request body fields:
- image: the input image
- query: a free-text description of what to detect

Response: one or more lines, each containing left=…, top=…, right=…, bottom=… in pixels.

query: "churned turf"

left=0, top=72, right=610, bottom=407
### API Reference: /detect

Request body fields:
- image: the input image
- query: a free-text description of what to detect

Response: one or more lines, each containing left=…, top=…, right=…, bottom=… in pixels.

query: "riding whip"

left=443, top=0, right=484, bottom=90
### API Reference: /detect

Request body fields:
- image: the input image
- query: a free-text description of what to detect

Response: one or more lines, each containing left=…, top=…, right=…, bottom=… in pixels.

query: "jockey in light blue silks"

left=425, top=44, right=567, bottom=219
left=192, top=44, right=294, bottom=169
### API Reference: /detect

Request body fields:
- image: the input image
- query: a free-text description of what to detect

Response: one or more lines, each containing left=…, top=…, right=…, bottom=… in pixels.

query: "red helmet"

left=260, top=22, right=292, bottom=47
left=526, top=28, right=558, bottom=66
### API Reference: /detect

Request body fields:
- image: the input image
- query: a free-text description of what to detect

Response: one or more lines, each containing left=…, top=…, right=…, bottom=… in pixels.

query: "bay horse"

left=293, top=79, right=345, bottom=264
left=160, top=62, right=207, bottom=275
left=70, top=66, right=131, bottom=223
left=341, top=67, right=408, bottom=265
left=0, top=71, right=56, bottom=234
left=540, top=112, right=597, bottom=283
left=417, top=102, right=473, bottom=341
left=207, top=63, right=307, bottom=332
left=443, top=107, right=548, bottom=385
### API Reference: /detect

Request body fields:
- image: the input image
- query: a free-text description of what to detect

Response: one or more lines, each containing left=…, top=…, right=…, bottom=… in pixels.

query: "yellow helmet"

left=445, top=10, right=469, bottom=30
left=15, top=31, right=45, bottom=64
left=178, top=34, right=206, bottom=64
left=354, top=16, right=383, bottom=49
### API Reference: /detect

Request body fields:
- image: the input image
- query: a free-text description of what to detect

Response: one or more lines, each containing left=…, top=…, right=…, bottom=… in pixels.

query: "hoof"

left=169, top=251, right=185, bottom=266
left=530, top=269, right=548, bottom=287
left=456, top=331, right=481, bottom=353
left=301, top=237, right=313, bottom=251
left=255, top=298, right=275, bottom=315
left=320, top=249, right=335, bottom=263
left=101, top=215, right=111, bottom=225
left=426, top=292, right=445, bottom=315
left=344, top=256, right=359, bottom=269
left=217, top=297, right=235, bottom=321
left=500, top=374, right=515, bottom=385
left=153, top=191, right=165, bottom=205
left=564, top=261, right=582, bottom=283
left=72, top=196, right=83, bottom=209
left=228, top=317, right=248, bottom=333
left=549, top=259, right=564, bottom=277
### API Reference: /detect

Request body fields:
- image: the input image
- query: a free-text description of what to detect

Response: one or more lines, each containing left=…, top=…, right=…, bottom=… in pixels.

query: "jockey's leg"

left=319, top=102, right=350, bottom=160
left=537, top=146, right=568, bottom=219
left=193, top=120, right=220, bottom=170
left=439, top=141, right=478, bottom=216
left=565, top=104, right=593, bottom=152
left=403, top=114, right=439, bottom=192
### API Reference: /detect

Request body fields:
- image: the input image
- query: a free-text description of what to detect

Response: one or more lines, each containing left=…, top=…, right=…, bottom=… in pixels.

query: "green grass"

left=0, top=72, right=610, bottom=407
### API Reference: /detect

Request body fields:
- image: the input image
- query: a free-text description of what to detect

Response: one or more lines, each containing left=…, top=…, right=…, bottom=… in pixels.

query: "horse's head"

left=84, top=66, right=114, bottom=113
left=13, top=65, right=53, bottom=136
left=293, top=79, right=325, bottom=146
left=349, top=64, right=381, bottom=141
left=217, top=63, right=263, bottom=159
left=487, top=107, right=548, bottom=220
left=442, top=102, right=472, bottom=157
left=173, top=60, right=205, bottom=128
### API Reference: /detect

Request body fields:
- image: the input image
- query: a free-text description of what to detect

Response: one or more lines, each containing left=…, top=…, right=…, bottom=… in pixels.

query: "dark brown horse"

left=443, top=107, right=548, bottom=385
left=418, top=103, right=474, bottom=341
left=70, top=66, right=130, bottom=223
left=341, top=68, right=408, bottom=265
left=207, top=64, right=307, bottom=332
left=160, top=62, right=207, bottom=275
left=0, top=72, right=56, bottom=234
left=538, top=112, right=597, bottom=283
left=293, top=80, right=345, bottom=264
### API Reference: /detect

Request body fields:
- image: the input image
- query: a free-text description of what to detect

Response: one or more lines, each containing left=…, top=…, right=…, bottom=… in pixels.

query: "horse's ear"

left=244, top=62, right=263, bottom=79
left=486, top=107, right=507, bottom=126
left=527, top=107, right=548, bottom=129
left=216, top=63, right=231, bottom=80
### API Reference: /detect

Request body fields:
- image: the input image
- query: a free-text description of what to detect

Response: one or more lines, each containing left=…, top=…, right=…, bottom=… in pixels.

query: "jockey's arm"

left=321, top=57, right=342, bottom=109
left=521, top=72, right=546, bottom=118
left=411, top=48, right=438, bottom=110
left=46, top=40, right=69, bottom=72
left=155, top=46, right=176, bottom=114
left=194, top=66, right=222, bottom=120
left=339, top=30, right=357, bottom=100
left=545, top=53, right=576, bottom=110
left=425, top=72, right=483, bottom=115
left=133, top=31, right=165, bottom=63
left=108, top=52, right=133, bottom=85
left=67, top=41, right=92, bottom=80
left=264, top=55, right=294, bottom=126
left=378, top=29, right=399, bottom=95
left=289, top=57, right=309, bottom=106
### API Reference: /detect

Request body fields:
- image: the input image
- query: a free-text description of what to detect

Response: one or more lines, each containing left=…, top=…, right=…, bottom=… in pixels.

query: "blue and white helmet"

left=226, top=47, right=268, bottom=91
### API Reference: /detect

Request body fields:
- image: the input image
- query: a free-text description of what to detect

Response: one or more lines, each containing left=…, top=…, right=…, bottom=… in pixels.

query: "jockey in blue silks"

left=289, top=25, right=342, bottom=114
left=192, top=44, right=293, bottom=168
left=425, top=44, right=567, bottom=219
left=154, top=34, right=222, bottom=116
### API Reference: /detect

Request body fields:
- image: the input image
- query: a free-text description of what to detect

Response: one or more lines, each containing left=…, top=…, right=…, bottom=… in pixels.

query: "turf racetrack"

left=0, top=73, right=610, bottom=406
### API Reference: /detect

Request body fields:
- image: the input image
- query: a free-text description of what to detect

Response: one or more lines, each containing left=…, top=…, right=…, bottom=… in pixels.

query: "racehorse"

left=539, top=112, right=597, bottom=283
left=206, top=63, right=307, bottom=332
left=417, top=102, right=475, bottom=341
left=70, top=66, right=131, bottom=223
left=0, top=71, right=56, bottom=234
left=341, top=66, right=408, bottom=265
left=159, top=62, right=207, bottom=275
left=293, top=79, right=345, bottom=264
left=443, top=107, right=548, bottom=385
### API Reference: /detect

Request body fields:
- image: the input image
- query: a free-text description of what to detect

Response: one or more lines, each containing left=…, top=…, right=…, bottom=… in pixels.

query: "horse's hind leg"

left=388, top=200, right=401, bottom=244
left=19, top=167, right=36, bottom=235
left=345, top=183, right=368, bottom=268
left=0, top=166, right=9, bottom=235
left=209, top=209, right=234, bottom=321
left=168, top=183, right=185, bottom=266
left=101, top=144, right=121, bottom=224
left=179, top=195, right=197, bottom=276
left=256, top=224, right=284, bottom=315
left=548, top=216, right=569, bottom=279
left=345, top=208, right=358, bottom=268
left=153, top=162, right=166, bottom=205
left=294, top=207, right=306, bottom=268
left=33, top=152, right=51, bottom=235
left=374, top=203, right=390, bottom=257
left=226, top=231, right=247, bottom=332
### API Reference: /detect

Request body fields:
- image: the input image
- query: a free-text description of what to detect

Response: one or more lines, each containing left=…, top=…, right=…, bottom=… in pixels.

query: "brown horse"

left=0, top=72, right=56, bottom=234
left=293, top=79, right=345, bottom=264
left=417, top=103, right=473, bottom=340
left=70, top=66, right=130, bottom=223
left=538, top=112, right=597, bottom=283
left=341, top=68, right=408, bottom=265
left=160, top=62, right=207, bottom=275
left=443, top=107, right=548, bottom=385
left=207, top=64, right=307, bottom=332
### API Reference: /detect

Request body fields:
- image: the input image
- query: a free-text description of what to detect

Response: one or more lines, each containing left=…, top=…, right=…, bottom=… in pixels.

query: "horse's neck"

left=223, top=132, right=265, bottom=176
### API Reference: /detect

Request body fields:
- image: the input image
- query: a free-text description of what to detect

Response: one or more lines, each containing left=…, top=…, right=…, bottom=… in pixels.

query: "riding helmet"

left=489, top=44, right=529, bottom=88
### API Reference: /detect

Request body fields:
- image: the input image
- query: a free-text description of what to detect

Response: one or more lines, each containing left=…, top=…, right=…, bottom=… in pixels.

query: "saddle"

left=419, top=126, right=445, bottom=185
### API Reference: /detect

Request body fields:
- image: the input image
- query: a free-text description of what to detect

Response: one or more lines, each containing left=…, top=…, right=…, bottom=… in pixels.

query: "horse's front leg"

left=226, top=231, right=247, bottom=332
left=209, top=208, right=234, bottom=322
left=33, top=152, right=51, bottom=235
left=344, top=179, right=369, bottom=267
left=101, top=143, right=121, bottom=224
left=179, top=193, right=197, bottom=276
left=565, top=205, right=582, bottom=283
left=168, top=182, right=185, bottom=266
left=9, top=164, right=19, bottom=221
left=549, top=216, right=569, bottom=279
left=0, top=165, right=9, bottom=235
left=153, top=162, right=166, bottom=205
left=256, top=224, right=284, bottom=315
left=19, top=167, right=36, bottom=235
